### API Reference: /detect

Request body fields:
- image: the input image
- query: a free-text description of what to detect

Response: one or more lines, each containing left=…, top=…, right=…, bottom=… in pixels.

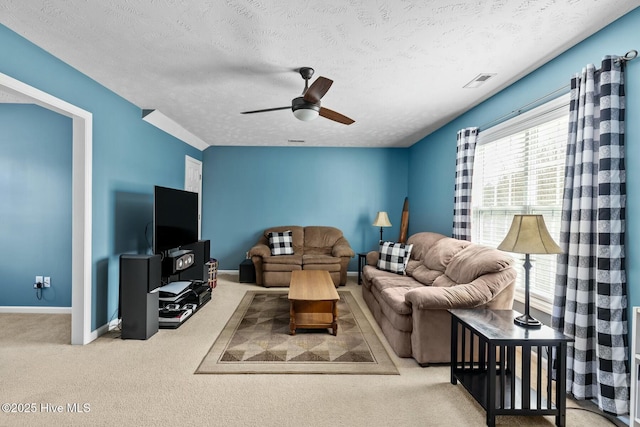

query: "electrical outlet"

left=44, top=277, right=51, bottom=288
left=35, top=275, right=43, bottom=289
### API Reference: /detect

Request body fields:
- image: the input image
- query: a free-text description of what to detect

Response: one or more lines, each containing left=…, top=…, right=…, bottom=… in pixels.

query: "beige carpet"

left=196, top=290, right=398, bottom=374
left=0, top=275, right=624, bottom=427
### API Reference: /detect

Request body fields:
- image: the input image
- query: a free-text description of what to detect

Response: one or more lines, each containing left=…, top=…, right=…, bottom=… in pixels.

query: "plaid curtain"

left=551, top=56, right=629, bottom=415
left=452, top=127, right=478, bottom=241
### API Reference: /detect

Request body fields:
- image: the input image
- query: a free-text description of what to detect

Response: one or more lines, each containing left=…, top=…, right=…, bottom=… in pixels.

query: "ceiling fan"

left=240, top=67, right=355, bottom=125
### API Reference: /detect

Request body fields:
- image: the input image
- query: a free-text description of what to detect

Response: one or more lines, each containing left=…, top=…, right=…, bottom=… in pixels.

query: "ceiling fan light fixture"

left=293, top=108, right=320, bottom=121
left=291, top=97, right=320, bottom=121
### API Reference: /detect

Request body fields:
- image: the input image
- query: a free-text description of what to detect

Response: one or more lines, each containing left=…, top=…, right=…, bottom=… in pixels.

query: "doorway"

left=0, top=72, right=93, bottom=345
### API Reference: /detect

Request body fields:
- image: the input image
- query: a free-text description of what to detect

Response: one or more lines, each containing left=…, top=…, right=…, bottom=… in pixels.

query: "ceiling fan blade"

left=319, top=107, right=355, bottom=125
left=303, top=77, right=333, bottom=103
left=241, top=106, right=290, bottom=114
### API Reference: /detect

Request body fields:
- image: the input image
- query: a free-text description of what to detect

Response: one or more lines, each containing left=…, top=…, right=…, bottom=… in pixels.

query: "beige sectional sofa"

left=362, top=232, right=516, bottom=366
left=249, top=225, right=354, bottom=287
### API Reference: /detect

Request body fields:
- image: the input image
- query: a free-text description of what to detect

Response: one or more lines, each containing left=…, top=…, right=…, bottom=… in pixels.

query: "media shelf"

left=158, top=297, right=210, bottom=329
left=158, top=282, right=212, bottom=329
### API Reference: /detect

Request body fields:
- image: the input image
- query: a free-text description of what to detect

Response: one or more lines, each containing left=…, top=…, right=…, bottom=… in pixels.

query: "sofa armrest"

left=332, top=237, right=355, bottom=258
left=248, top=243, right=270, bottom=258
left=405, top=284, right=489, bottom=310
left=366, top=250, right=379, bottom=266
left=333, top=244, right=355, bottom=258
left=405, top=269, right=516, bottom=310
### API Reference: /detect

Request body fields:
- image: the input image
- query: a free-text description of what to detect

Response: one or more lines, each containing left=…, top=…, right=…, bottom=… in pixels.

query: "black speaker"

left=179, top=240, right=210, bottom=281
left=119, top=254, right=161, bottom=340
left=161, top=249, right=195, bottom=277
left=239, top=259, right=256, bottom=283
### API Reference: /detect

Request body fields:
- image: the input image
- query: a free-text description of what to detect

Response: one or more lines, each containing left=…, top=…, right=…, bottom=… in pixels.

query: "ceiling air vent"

left=463, top=73, right=497, bottom=89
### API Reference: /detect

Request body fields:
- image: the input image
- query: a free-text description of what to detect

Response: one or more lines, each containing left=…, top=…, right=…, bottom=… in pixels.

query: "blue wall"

left=0, top=104, right=72, bottom=307
left=408, top=8, right=640, bottom=309
left=0, top=24, right=202, bottom=329
left=202, top=146, right=408, bottom=270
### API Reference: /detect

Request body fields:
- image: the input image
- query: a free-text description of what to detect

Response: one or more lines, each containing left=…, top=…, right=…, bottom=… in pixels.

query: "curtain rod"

left=479, top=49, right=637, bottom=131
left=616, top=49, right=638, bottom=65
left=478, top=85, right=569, bottom=131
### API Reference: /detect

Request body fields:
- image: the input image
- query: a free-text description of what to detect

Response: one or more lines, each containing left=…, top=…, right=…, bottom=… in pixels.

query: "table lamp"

left=497, top=214, right=562, bottom=328
left=372, top=211, right=392, bottom=242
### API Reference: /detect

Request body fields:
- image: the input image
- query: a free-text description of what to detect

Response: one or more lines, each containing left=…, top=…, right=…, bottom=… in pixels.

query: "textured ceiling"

left=1, top=1, right=637, bottom=148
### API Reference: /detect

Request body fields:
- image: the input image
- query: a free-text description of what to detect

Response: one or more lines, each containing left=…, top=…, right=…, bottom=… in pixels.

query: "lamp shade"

left=372, top=212, right=392, bottom=227
left=497, top=215, right=562, bottom=255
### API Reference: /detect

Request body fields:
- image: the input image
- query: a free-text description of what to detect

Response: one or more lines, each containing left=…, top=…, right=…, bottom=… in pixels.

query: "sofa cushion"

left=404, top=259, right=421, bottom=276
left=406, top=232, right=448, bottom=261
left=370, top=273, right=422, bottom=293
left=379, top=286, right=415, bottom=315
left=370, top=283, right=414, bottom=332
left=263, top=263, right=303, bottom=272
left=377, top=241, right=413, bottom=274
left=445, top=245, right=514, bottom=284
left=410, top=264, right=444, bottom=286
left=262, top=254, right=302, bottom=265
left=268, top=230, right=294, bottom=255
left=303, top=263, right=341, bottom=272
left=424, top=237, right=471, bottom=272
left=363, top=264, right=385, bottom=284
left=304, top=226, right=343, bottom=250
left=303, top=254, right=341, bottom=265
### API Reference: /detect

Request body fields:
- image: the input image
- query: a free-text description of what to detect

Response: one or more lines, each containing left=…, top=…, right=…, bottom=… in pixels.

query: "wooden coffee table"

left=288, top=270, right=340, bottom=336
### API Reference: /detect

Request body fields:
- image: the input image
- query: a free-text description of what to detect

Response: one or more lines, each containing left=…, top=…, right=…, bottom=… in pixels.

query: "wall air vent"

left=463, top=73, right=497, bottom=89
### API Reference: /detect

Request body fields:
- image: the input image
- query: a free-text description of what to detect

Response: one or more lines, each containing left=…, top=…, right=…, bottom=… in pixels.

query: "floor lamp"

left=372, top=211, right=392, bottom=242
left=497, top=214, right=562, bottom=328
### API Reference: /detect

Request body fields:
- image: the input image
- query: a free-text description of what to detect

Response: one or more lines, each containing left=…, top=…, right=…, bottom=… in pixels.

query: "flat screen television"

left=153, top=186, right=199, bottom=255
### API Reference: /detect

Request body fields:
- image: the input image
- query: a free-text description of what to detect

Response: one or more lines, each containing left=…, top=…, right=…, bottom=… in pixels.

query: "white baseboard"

left=0, top=306, right=72, bottom=314
left=218, top=269, right=359, bottom=276
left=85, top=318, right=119, bottom=343
left=94, top=318, right=120, bottom=335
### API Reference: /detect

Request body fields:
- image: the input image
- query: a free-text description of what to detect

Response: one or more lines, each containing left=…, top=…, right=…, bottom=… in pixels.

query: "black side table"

left=449, top=309, right=573, bottom=427
left=357, top=253, right=367, bottom=285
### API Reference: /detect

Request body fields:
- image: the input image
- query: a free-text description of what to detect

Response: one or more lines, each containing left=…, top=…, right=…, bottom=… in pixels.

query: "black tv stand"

left=158, top=281, right=212, bottom=329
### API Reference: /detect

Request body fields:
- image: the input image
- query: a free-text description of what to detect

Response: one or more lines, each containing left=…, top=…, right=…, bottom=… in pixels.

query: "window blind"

left=472, top=94, right=569, bottom=302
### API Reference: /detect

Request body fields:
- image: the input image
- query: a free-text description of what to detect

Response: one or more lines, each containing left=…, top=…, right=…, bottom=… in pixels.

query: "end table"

left=449, top=309, right=573, bottom=427
left=357, top=253, right=367, bottom=285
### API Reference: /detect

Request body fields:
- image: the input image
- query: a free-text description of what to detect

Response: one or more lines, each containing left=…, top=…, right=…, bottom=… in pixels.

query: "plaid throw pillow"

left=377, top=241, right=413, bottom=274
left=267, top=230, right=294, bottom=256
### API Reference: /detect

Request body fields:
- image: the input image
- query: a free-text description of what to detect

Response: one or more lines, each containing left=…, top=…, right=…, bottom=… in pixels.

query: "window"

left=471, top=94, right=570, bottom=309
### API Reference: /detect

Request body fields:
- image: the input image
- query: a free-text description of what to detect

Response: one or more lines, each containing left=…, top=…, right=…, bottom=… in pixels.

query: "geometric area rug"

left=196, top=291, right=399, bottom=374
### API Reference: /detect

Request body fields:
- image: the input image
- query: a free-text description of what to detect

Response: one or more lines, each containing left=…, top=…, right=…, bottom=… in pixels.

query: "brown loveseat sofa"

left=362, top=232, right=516, bottom=366
left=249, top=226, right=354, bottom=287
